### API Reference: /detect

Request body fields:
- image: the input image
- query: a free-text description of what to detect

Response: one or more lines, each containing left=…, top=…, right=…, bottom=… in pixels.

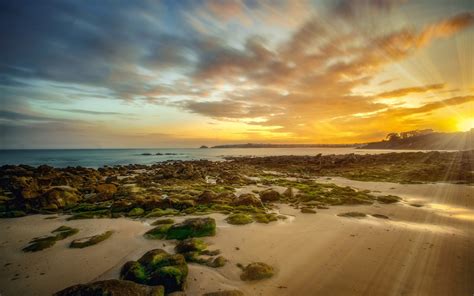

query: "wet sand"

left=0, top=179, right=473, bottom=296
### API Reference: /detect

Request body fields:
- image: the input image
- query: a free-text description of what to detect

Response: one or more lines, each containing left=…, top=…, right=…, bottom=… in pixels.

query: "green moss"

left=338, top=212, right=367, bottom=218
left=70, top=231, right=114, bottom=248
left=145, top=208, right=180, bottom=218
left=145, top=224, right=173, bottom=239
left=23, top=225, right=79, bottom=252
left=253, top=213, right=278, bottom=223
left=128, top=207, right=145, bottom=217
left=166, top=217, right=216, bottom=240
left=376, top=195, right=401, bottom=204
left=121, top=249, right=188, bottom=293
left=152, top=218, right=175, bottom=226
left=52, top=226, right=79, bottom=239
left=22, top=236, right=57, bottom=252
left=226, top=213, right=253, bottom=225
left=175, top=238, right=208, bottom=253
left=240, top=262, right=274, bottom=281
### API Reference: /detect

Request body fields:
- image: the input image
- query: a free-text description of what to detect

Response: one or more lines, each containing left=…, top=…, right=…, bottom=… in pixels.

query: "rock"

left=120, top=249, right=188, bottom=293
left=371, top=214, right=389, bottom=219
left=232, top=193, right=262, bottom=207
left=44, top=187, right=80, bottom=209
left=282, top=187, right=295, bottom=199
left=166, top=217, right=216, bottom=240
left=225, top=213, right=253, bottom=225
left=145, top=224, right=173, bottom=240
left=70, top=231, right=114, bottom=248
left=338, top=212, right=366, bottom=218
left=376, top=195, right=401, bottom=204
left=94, top=184, right=117, bottom=200
left=54, top=279, right=164, bottom=296
left=175, top=238, right=207, bottom=253
left=300, top=207, right=316, bottom=214
left=197, top=190, right=217, bottom=203
left=240, top=262, right=274, bottom=281
left=23, top=226, right=79, bottom=252
left=253, top=213, right=278, bottom=223
left=203, top=290, right=244, bottom=296
left=128, top=207, right=145, bottom=217
left=259, top=189, right=280, bottom=202
left=151, top=218, right=175, bottom=226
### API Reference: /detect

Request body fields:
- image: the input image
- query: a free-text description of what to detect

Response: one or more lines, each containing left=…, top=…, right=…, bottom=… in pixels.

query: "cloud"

left=375, top=83, right=445, bottom=98
left=53, top=109, right=131, bottom=116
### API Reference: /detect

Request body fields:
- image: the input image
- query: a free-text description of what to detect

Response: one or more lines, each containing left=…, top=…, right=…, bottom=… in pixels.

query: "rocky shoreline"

left=0, top=150, right=472, bottom=295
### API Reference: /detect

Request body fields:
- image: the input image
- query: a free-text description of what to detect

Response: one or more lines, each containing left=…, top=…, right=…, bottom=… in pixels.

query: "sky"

left=0, top=0, right=473, bottom=148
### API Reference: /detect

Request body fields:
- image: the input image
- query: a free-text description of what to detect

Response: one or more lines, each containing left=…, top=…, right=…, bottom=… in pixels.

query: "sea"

left=0, top=148, right=422, bottom=168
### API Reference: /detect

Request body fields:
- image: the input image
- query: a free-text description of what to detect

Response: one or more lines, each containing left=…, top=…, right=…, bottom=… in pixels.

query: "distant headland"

left=206, top=129, right=473, bottom=151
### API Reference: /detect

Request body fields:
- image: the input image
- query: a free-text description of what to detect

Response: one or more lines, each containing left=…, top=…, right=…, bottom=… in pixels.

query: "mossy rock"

left=152, top=218, right=175, bottom=226
left=145, top=208, right=180, bottom=218
left=54, top=279, right=164, bottom=296
left=175, top=238, right=208, bottom=253
left=300, top=207, right=316, bottom=214
left=376, top=195, right=401, bottom=204
left=240, top=262, right=274, bottom=281
left=226, top=213, right=253, bottom=225
left=145, top=224, right=173, bottom=239
left=253, top=213, right=278, bottom=223
left=205, top=256, right=226, bottom=268
left=259, top=189, right=281, bottom=202
left=338, top=212, right=367, bottom=218
left=166, top=217, right=216, bottom=240
left=23, top=225, right=79, bottom=252
left=70, top=231, right=114, bottom=248
left=121, top=249, right=188, bottom=294
left=128, top=207, right=145, bottom=217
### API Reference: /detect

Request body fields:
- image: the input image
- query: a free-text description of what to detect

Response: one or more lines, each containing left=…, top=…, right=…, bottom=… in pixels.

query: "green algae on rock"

left=54, top=279, right=164, bottom=296
left=70, top=231, right=114, bottom=248
left=144, top=224, right=173, bottom=240
left=127, top=207, right=145, bottom=217
left=240, top=262, right=274, bottom=281
left=120, top=249, right=188, bottom=294
left=226, top=213, right=254, bottom=225
left=253, top=213, right=279, bottom=223
left=23, top=226, right=79, bottom=252
left=166, top=217, right=216, bottom=240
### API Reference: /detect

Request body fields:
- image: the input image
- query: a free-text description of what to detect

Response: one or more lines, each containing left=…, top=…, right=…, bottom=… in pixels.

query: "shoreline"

left=1, top=178, right=473, bottom=295
left=0, top=151, right=473, bottom=295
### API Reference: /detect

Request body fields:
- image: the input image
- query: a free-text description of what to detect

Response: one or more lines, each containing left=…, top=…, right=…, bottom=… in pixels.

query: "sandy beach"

left=1, top=178, right=472, bottom=296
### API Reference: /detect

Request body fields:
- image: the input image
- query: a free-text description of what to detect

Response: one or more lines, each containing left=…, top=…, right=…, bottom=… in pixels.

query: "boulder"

left=232, top=193, right=262, bottom=207
left=166, top=217, right=216, bottom=240
left=259, top=189, right=281, bottom=202
left=240, top=262, right=274, bottom=281
left=54, top=279, right=164, bottom=296
left=121, top=249, right=188, bottom=294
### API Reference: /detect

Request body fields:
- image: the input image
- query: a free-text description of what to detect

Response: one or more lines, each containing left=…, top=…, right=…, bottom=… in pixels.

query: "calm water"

left=0, top=148, right=420, bottom=168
